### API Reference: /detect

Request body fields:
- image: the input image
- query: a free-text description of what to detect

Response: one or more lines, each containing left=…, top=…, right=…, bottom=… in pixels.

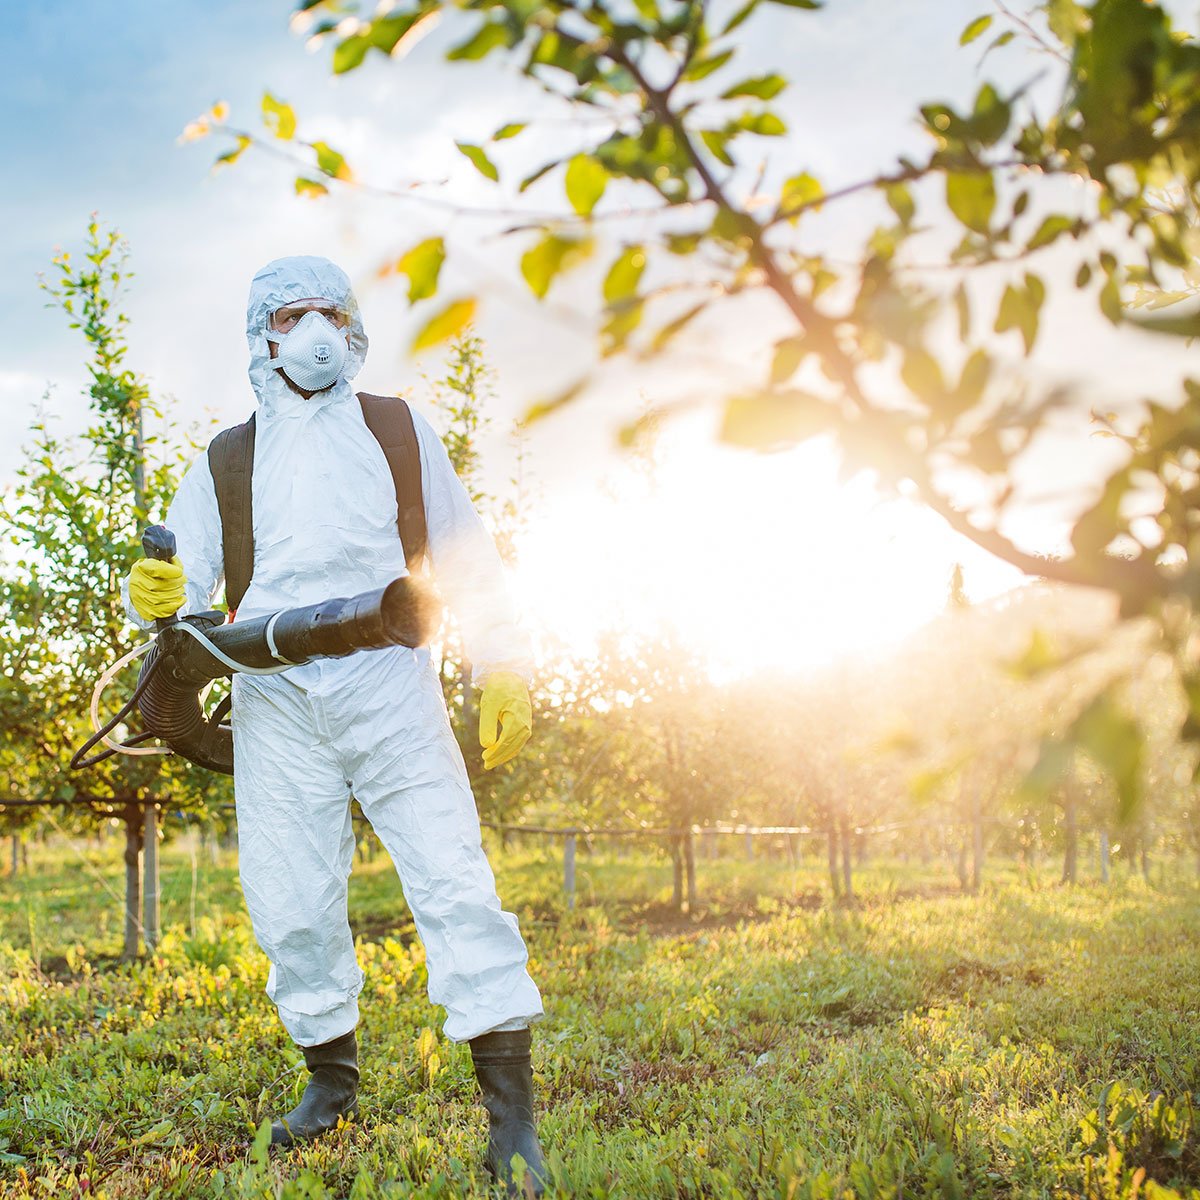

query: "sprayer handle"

left=141, top=525, right=180, bottom=632
left=142, top=524, right=177, bottom=562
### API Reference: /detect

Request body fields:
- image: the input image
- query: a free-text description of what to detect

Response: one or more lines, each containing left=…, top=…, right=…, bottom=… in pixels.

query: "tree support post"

left=563, top=831, right=576, bottom=911
left=123, top=804, right=144, bottom=961
left=143, top=803, right=160, bottom=952
left=684, top=827, right=697, bottom=911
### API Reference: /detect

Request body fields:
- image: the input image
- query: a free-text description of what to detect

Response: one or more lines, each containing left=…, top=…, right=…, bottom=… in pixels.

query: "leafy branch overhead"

left=181, top=0, right=1200, bottom=809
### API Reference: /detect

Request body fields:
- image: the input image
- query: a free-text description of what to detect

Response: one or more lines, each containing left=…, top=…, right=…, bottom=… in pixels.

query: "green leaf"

left=523, top=377, right=587, bottom=425
left=946, top=170, right=996, bottom=234
left=455, top=142, right=499, bottom=182
left=447, top=20, right=515, bottom=60
left=737, top=111, right=787, bottom=137
left=885, top=182, right=914, bottom=225
left=410, top=297, right=477, bottom=353
left=519, top=159, right=559, bottom=193
left=721, top=390, right=834, bottom=451
left=1005, top=628, right=1062, bottom=679
left=312, top=141, right=350, bottom=180
left=700, top=129, right=735, bottom=167
left=492, top=122, right=526, bottom=142
left=994, top=275, right=1045, bottom=354
left=959, top=13, right=993, bottom=44
left=602, top=299, right=645, bottom=355
left=1045, top=0, right=1087, bottom=46
left=529, top=29, right=599, bottom=85
left=720, top=74, right=788, bottom=100
left=294, top=177, right=328, bottom=199
left=770, top=336, right=809, bottom=384
left=1073, top=695, right=1144, bottom=824
left=684, top=48, right=735, bottom=82
left=900, top=349, right=945, bottom=406
left=332, top=34, right=370, bottom=74
left=955, top=284, right=970, bottom=340
left=1127, top=305, right=1200, bottom=339
left=214, top=135, right=251, bottom=169
left=520, top=234, right=592, bottom=300
left=365, top=11, right=424, bottom=54
left=603, top=246, right=646, bottom=306
left=564, top=154, right=608, bottom=216
left=261, top=92, right=296, bottom=140
left=971, top=83, right=1011, bottom=146
left=764, top=0, right=820, bottom=7
left=395, top=237, right=445, bottom=304
left=651, top=301, right=707, bottom=351
left=1099, top=274, right=1123, bottom=325
left=780, top=172, right=823, bottom=219
left=950, top=348, right=991, bottom=418
left=722, top=0, right=760, bottom=35
left=666, top=232, right=702, bottom=255
left=1027, top=214, right=1074, bottom=250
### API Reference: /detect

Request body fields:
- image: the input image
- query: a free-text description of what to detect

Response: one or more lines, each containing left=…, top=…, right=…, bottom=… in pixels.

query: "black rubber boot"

left=270, top=1029, right=359, bottom=1148
left=469, top=1028, right=547, bottom=1198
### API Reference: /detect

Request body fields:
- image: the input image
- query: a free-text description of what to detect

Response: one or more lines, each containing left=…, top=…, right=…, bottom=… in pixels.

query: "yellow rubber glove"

left=128, top=557, right=187, bottom=621
left=479, top=671, right=532, bottom=771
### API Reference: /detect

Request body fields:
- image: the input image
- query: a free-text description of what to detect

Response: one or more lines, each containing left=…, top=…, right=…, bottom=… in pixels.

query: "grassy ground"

left=1, top=835, right=1199, bottom=1199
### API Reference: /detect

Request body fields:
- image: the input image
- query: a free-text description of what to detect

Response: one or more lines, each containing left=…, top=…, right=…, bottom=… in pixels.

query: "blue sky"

left=5, top=0, right=1193, bottom=664
left=3, top=0, right=1016, bottom=488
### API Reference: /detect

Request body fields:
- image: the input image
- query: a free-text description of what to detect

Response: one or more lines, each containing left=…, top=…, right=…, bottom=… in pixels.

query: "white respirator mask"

left=266, top=310, right=349, bottom=392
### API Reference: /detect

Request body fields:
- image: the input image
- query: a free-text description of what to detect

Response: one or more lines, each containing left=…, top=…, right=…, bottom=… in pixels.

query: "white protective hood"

left=246, top=255, right=369, bottom=415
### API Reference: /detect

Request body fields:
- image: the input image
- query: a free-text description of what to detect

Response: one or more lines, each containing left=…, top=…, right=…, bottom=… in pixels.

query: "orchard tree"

left=0, top=221, right=224, bottom=957
left=188, top=0, right=1200, bottom=816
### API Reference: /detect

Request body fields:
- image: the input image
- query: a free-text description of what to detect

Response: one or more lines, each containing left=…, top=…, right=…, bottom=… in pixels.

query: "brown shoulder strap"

left=206, top=397, right=425, bottom=613
left=207, top=414, right=256, bottom=614
left=357, top=392, right=428, bottom=573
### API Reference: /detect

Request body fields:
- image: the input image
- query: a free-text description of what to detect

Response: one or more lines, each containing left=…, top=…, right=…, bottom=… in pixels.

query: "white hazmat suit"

left=138, top=256, right=543, bottom=1046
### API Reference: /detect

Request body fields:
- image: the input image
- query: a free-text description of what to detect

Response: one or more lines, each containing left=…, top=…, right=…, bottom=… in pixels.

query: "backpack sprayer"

left=71, top=525, right=436, bottom=776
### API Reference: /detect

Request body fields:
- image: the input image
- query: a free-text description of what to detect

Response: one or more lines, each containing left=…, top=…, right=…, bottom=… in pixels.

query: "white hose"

left=88, top=620, right=293, bottom=758
left=89, top=639, right=168, bottom=757
left=168, top=620, right=296, bottom=676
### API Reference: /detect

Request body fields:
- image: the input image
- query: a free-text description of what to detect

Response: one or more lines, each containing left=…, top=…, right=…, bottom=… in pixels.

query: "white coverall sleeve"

left=122, top=450, right=225, bottom=630
left=411, top=407, right=533, bottom=687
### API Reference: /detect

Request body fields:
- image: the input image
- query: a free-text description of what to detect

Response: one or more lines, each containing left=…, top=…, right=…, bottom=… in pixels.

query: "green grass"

left=2, top=836, right=1199, bottom=1199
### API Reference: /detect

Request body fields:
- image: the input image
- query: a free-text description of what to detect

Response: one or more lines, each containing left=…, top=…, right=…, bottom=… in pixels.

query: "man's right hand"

left=128, top=557, right=187, bottom=621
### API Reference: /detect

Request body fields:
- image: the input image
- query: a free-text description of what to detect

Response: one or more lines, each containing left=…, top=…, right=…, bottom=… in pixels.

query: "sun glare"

left=510, top=427, right=1025, bottom=682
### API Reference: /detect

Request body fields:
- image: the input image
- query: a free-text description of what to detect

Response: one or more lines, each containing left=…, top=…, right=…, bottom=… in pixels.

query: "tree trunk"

left=1061, top=796, right=1077, bottom=885
left=671, top=838, right=683, bottom=912
left=9, top=835, right=17, bottom=878
left=956, top=835, right=969, bottom=891
left=460, top=657, right=483, bottom=780
left=970, top=785, right=984, bottom=894
left=1098, top=831, right=1110, bottom=883
left=826, top=821, right=841, bottom=898
left=684, top=829, right=697, bottom=911
left=144, top=804, right=160, bottom=952
left=123, top=805, right=144, bottom=960
left=840, top=816, right=854, bottom=899
left=1141, top=842, right=1150, bottom=884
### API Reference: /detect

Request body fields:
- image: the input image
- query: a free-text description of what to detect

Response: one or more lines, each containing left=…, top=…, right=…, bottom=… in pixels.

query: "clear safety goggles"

left=268, top=301, right=351, bottom=334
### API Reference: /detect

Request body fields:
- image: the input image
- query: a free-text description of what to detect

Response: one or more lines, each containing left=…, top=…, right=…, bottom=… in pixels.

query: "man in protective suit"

left=125, top=256, right=547, bottom=1195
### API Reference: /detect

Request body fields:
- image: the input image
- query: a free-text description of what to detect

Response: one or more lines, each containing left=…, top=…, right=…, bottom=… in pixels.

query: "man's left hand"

left=479, top=672, right=532, bottom=770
